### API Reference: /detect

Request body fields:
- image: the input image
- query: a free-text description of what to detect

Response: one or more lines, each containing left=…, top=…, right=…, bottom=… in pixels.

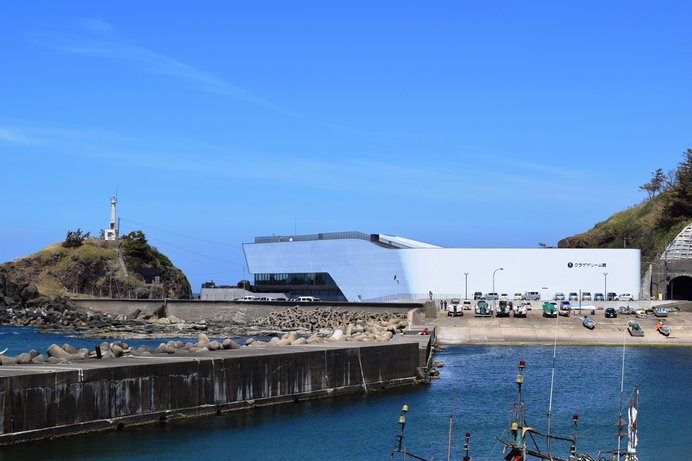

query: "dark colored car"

left=594, top=293, right=605, bottom=301
left=607, top=292, right=618, bottom=301
left=473, top=292, right=483, bottom=300
left=605, top=307, right=618, bottom=318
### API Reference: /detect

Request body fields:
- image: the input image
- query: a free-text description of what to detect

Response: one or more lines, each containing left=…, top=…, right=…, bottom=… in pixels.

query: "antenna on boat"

left=616, top=328, right=627, bottom=457
left=546, top=309, right=559, bottom=456
left=503, top=360, right=527, bottom=460
left=390, top=405, right=430, bottom=461
left=447, top=415, right=453, bottom=461
left=463, top=432, right=471, bottom=461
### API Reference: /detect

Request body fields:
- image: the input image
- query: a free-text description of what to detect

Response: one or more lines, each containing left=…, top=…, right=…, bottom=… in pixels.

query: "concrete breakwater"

left=0, top=336, right=430, bottom=445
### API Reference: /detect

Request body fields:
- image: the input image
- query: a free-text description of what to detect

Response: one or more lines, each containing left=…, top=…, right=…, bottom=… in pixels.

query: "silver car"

left=553, top=292, right=565, bottom=301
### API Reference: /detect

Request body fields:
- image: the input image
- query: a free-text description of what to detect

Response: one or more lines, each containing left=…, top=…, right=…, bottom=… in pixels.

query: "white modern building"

left=242, top=232, right=641, bottom=302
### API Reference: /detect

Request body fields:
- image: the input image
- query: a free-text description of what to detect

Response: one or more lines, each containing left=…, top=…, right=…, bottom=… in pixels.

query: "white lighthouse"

left=104, top=195, right=118, bottom=241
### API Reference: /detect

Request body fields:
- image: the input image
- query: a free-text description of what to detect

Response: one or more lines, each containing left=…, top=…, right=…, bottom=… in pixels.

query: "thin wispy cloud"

left=30, top=20, right=295, bottom=116
left=2, top=118, right=607, bottom=205
left=0, top=127, right=37, bottom=145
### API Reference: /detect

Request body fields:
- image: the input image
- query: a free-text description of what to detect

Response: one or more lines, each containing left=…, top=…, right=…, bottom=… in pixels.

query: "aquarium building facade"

left=242, top=232, right=641, bottom=302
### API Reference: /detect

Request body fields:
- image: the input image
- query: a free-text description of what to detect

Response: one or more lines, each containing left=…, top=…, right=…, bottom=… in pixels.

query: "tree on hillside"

left=121, top=230, right=152, bottom=262
left=63, top=228, right=90, bottom=248
left=639, top=168, right=667, bottom=198
left=659, top=149, right=692, bottom=227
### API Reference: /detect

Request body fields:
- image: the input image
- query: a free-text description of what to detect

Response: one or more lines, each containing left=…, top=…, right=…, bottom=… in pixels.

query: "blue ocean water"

left=0, top=326, right=247, bottom=355
left=0, top=328, right=690, bottom=461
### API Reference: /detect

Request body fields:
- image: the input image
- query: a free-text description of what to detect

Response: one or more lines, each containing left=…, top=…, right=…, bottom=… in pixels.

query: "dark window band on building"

left=253, top=272, right=346, bottom=301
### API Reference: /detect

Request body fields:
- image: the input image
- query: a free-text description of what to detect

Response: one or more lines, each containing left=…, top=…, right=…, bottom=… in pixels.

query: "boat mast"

left=546, top=311, right=559, bottom=456
left=505, top=360, right=527, bottom=460
left=447, top=414, right=453, bottom=461
left=616, top=330, right=627, bottom=457
left=627, top=386, right=639, bottom=461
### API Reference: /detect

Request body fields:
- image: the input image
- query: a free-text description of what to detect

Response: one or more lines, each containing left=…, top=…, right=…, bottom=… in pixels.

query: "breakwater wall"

left=71, top=299, right=417, bottom=323
left=0, top=338, right=429, bottom=445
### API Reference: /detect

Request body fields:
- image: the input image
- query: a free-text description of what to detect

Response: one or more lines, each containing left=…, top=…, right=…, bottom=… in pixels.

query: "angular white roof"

left=662, top=222, right=692, bottom=260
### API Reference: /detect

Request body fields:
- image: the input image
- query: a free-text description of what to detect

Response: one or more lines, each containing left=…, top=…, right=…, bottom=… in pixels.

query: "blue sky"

left=1, top=1, right=690, bottom=291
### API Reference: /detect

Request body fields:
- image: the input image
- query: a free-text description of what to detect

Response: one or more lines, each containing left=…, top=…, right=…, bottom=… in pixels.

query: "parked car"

left=607, top=292, right=618, bottom=301
left=594, top=293, right=605, bottom=301
left=559, top=301, right=572, bottom=316
left=524, top=291, right=541, bottom=301
left=496, top=300, right=512, bottom=317
left=617, top=293, right=634, bottom=301
left=450, top=298, right=461, bottom=306
left=605, top=307, right=618, bottom=318
left=462, top=300, right=473, bottom=310
left=518, top=301, right=533, bottom=311
left=514, top=303, right=527, bottom=318
left=485, top=292, right=499, bottom=300
left=581, top=292, right=592, bottom=301
left=553, top=292, right=565, bottom=301
left=499, top=293, right=510, bottom=301
left=568, top=292, right=579, bottom=301
left=475, top=300, right=492, bottom=317
left=513, top=293, right=523, bottom=300
left=542, top=302, right=558, bottom=318
left=447, top=303, right=463, bottom=317
left=473, top=292, right=483, bottom=300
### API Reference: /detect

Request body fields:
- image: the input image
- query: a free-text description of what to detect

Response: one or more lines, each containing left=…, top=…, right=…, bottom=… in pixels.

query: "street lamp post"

left=647, top=261, right=663, bottom=300
left=492, top=268, right=503, bottom=294
left=492, top=268, right=503, bottom=311
left=464, top=273, right=469, bottom=300
left=603, top=272, right=608, bottom=301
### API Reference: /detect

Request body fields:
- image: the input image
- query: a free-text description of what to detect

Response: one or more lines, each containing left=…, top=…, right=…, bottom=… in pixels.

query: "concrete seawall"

left=0, top=337, right=429, bottom=445
left=71, top=299, right=417, bottom=323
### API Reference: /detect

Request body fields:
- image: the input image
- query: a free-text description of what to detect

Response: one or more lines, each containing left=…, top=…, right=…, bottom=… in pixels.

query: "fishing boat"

left=656, top=320, right=671, bottom=337
left=595, top=327, right=640, bottom=461
left=653, top=306, right=668, bottom=317
left=500, top=360, right=595, bottom=461
left=581, top=316, right=596, bottom=330
left=389, top=404, right=471, bottom=461
left=627, top=320, right=644, bottom=337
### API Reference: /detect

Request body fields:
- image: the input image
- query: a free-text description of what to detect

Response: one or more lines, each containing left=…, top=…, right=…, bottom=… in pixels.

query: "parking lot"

left=432, top=300, right=692, bottom=345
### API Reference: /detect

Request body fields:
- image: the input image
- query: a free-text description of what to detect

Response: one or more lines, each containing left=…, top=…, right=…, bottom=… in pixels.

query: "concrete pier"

left=0, top=336, right=430, bottom=445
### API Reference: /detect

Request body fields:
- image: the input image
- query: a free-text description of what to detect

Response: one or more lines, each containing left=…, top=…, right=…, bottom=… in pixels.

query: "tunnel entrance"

left=667, top=276, right=692, bottom=301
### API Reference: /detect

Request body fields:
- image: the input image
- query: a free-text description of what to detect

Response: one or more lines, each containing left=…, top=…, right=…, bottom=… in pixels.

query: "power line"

left=145, top=235, right=245, bottom=267
left=121, top=218, right=239, bottom=248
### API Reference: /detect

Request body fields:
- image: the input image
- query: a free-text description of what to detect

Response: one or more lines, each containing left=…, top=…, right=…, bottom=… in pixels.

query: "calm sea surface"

left=0, top=327, right=690, bottom=460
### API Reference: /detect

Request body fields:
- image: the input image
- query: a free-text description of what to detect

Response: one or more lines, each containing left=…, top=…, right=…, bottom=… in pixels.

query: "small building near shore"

left=242, top=231, right=641, bottom=302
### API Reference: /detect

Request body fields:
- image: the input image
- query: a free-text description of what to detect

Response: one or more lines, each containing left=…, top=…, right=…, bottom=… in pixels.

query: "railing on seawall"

left=364, top=293, right=465, bottom=303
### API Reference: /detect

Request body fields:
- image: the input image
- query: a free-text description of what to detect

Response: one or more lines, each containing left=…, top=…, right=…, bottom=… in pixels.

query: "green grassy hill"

left=1, top=235, right=191, bottom=301
left=558, top=192, right=691, bottom=269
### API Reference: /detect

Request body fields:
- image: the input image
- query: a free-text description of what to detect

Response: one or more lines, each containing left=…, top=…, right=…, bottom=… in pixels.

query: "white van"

left=297, top=296, right=321, bottom=302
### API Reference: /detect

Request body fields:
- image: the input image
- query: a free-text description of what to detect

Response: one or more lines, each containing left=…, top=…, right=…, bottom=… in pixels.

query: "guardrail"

left=364, top=293, right=466, bottom=302
left=254, top=231, right=372, bottom=244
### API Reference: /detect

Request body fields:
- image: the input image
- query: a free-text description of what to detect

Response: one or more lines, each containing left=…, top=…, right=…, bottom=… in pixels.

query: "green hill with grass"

left=0, top=231, right=191, bottom=309
left=558, top=149, right=692, bottom=269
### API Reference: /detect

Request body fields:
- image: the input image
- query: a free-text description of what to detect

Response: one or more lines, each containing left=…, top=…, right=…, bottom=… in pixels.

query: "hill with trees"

left=0, top=230, right=191, bottom=310
left=559, top=149, right=692, bottom=269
